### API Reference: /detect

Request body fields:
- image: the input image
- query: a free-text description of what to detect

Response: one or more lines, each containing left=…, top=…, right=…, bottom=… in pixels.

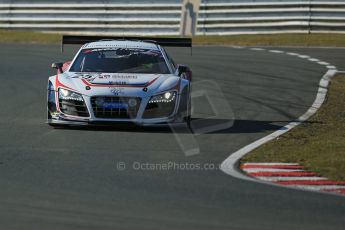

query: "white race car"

left=47, top=36, right=192, bottom=127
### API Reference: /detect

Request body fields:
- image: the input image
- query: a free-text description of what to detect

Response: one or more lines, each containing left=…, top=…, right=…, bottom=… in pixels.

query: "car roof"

left=82, top=40, right=160, bottom=50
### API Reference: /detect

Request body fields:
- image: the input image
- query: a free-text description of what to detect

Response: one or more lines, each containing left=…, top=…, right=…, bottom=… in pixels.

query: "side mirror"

left=51, top=62, right=63, bottom=73
left=177, top=65, right=192, bottom=81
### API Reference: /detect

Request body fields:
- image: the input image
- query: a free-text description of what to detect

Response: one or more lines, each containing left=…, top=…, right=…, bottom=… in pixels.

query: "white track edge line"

left=269, top=50, right=284, bottom=53
left=256, top=176, right=327, bottom=181
left=243, top=168, right=304, bottom=173
left=298, top=55, right=310, bottom=58
left=243, top=162, right=299, bottom=166
left=220, top=68, right=342, bottom=197
left=289, top=185, right=345, bottom=191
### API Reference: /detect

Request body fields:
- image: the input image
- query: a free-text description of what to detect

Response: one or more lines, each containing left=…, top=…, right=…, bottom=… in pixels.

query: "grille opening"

left=59, top=99, right=89, bottom=117
left=143, top=101, right=175, bottom=119
left=91, top=96, right=141, bottom=119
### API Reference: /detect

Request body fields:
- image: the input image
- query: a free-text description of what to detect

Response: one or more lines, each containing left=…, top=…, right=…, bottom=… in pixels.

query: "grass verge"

left=242, top=74, right=345, bottom=181
left=2, top=30, right=345, bottom=47
left=0, top=30, right=60, bottom=44
left=193, top=34, right=345, bottom=47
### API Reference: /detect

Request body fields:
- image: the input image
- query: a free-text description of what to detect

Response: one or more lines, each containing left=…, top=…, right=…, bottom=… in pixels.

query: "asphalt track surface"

left=1, top=44, right=345, bottom=230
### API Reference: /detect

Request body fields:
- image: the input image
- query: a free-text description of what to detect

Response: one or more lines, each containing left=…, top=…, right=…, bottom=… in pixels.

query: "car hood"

left=57, top=72, right=180, bottom=98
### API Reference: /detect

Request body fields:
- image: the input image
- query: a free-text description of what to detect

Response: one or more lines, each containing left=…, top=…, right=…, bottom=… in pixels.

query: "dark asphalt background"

left=0, top=44, right=344, bottom=230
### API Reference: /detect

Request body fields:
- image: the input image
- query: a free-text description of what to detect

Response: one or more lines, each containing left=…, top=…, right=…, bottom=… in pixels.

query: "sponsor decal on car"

left=98, top=75, right=111, bottom=79
left=111, top=74, right=138, bottom=79
left=109, top=81, right=128, bottom=85
left=103, top=102, right=128, bottom=109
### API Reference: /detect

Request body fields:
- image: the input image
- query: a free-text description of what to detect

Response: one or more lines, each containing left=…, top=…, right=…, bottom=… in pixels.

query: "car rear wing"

left=61, top=35, right=192, bottom=54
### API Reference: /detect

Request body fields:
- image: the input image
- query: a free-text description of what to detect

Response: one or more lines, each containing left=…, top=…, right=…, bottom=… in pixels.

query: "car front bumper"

left=48, top=90, right=189, bottom=127
left=47, top=116, right=185, bottom=127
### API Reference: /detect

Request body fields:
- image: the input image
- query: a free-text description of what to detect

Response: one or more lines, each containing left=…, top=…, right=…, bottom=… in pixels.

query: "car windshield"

left=69, top=48, right=170, bottom=74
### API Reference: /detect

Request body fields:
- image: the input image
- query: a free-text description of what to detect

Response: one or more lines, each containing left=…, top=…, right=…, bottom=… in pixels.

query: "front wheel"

left=184, top=95, right=192, bottom=131
left=184, top=115, right=192, bottom=131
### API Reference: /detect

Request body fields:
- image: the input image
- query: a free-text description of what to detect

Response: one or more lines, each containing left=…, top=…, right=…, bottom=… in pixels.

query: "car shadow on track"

left=51, top=118, right=288, bottom=134
left=209, top=119, right=285, bottom=134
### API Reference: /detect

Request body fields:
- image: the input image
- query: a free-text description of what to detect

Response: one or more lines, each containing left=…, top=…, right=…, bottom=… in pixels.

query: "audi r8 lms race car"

left=47, top=36, right=192, bottom=127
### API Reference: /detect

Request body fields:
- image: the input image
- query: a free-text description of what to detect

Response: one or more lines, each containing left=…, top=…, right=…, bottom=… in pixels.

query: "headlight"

left=143, top=91, right=177, bottom=119
left=58, top=88, right=84, bottom=102
left=148, top=91, right=177, bottom=104
left=58, top=88, right=89, bottom=117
